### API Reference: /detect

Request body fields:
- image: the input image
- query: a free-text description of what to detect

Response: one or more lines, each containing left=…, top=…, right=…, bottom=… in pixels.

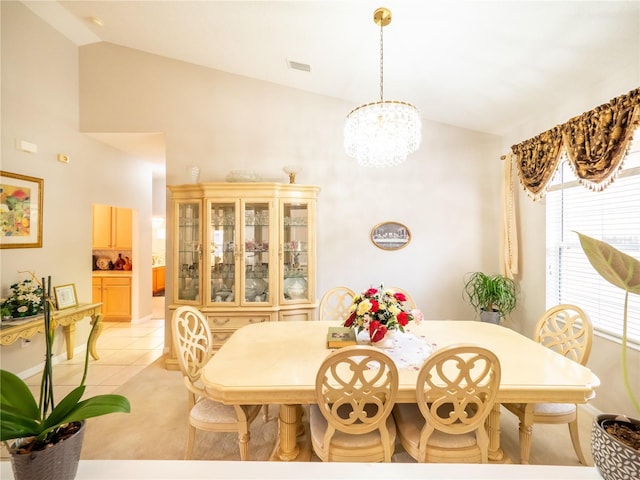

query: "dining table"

left=201, top=320, right=600, bottom=463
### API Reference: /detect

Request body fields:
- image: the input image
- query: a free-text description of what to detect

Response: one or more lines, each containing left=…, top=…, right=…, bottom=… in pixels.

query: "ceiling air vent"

left=287, top=60, right=311, bottom=72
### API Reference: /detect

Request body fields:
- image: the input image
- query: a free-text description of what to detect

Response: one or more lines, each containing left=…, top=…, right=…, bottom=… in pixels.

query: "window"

left=546, top=135, right=640, bottom=348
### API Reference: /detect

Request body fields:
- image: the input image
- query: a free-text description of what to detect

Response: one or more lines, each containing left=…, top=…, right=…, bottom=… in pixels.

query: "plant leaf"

left=0, top=370, right=42, bottom=441
left=0, top=370, right=40, bottom=417
left=39, top=385, right=86, bottom=433
left=0, top=409, right=41, bottom=442
left=575, top=232, right=640, bottom=295
left=53, top=395, right=131, bottom=427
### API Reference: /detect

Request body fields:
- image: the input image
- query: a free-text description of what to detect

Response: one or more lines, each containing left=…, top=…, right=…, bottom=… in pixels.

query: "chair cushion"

left=309, top=404, right=396, bottom=450
left=393, top=403, right=477, bottom=449
left=532, top=402, right=576, bottom=416
left=191, top=398, right=241, bottom=423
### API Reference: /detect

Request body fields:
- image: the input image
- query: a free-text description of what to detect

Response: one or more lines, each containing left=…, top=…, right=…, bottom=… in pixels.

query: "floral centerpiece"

left=344, top=284, right=423, bottom=342
left=1, top=279, right=44, bottom=319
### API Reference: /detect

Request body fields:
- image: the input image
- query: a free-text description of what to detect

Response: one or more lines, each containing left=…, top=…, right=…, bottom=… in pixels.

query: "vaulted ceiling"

left=24, top=1, right=640, bottom=156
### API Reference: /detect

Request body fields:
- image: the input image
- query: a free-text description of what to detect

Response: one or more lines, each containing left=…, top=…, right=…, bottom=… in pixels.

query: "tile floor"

left=23, top=296, right=165, bottom=401
left=1, top=297, right=165, bottom=460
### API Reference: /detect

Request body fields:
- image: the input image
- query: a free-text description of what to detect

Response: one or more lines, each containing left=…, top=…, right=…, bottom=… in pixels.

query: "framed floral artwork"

left=0, top=171, right=44, bottom=249
left=370, top=221, right=411, bottom=251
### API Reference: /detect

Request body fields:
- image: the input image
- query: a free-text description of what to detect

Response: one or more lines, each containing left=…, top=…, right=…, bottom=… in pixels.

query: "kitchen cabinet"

left=165, top=182, right=319, bottom=369
left=92, top=204, right=133, bottom=249
left=152, top=266, right=166, bottom=295
left=92, top=274, right=132, bottom=322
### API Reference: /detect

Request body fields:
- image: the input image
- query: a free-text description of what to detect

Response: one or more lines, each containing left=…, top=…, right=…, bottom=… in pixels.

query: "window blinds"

left=546, top=140, right=640, bottom=347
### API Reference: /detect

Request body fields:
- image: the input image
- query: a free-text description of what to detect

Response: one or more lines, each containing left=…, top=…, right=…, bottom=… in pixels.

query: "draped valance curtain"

left=511, top=87, right=640, bottom=200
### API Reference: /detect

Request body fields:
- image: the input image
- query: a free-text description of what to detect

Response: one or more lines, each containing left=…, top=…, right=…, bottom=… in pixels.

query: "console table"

left=0, top=303, right=103, bottom=360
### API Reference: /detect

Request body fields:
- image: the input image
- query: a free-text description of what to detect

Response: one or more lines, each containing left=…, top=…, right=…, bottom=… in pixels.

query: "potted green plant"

left=0, top=276, right=130, bottom=480
left=462, top=272, right=519, bottom=324
left=575, top=232, right=639, bottom=480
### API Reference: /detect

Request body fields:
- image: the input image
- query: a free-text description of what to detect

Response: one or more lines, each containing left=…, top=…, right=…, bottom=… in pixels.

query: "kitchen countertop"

left=92, top=270, right=133, bottom=276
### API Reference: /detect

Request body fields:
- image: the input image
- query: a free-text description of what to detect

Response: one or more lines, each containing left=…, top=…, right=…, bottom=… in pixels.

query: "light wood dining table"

left=201, top=320, right=600, bottom=463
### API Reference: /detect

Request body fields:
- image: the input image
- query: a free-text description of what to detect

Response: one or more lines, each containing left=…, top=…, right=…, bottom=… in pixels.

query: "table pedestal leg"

left=63, top=323, right=75, bottom=360
left=487, top=403, right=504, bottom=461
left=276, top=404, right=300, bottom=461
left=296, top=404, right=305, bottom=437
left=88, top=313, right=104, bottom=360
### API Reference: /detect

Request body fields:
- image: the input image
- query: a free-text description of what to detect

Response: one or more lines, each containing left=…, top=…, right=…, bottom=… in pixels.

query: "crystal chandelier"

left=344, top=7, right=422, bottom=168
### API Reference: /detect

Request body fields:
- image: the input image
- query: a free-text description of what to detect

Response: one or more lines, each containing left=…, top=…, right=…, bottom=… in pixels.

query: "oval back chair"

left=309, top=345, right=399, bottom=462
left=393, top=344, right=501, bottom=463
left=172, top=305, right=262, bottom=460
left=503, top=304, right=593, bottom=464
left=318, top=286, right=356, bottom=322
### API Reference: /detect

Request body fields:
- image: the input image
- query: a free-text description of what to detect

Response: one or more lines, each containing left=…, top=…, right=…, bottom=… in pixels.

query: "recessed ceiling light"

left=87, top=16, right=104, bottom=27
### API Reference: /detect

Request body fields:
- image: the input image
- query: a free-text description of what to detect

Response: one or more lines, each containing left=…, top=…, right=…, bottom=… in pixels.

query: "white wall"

left=77, top=41, right=504, bottom=327
left=1, top=2, right=154, bottom=374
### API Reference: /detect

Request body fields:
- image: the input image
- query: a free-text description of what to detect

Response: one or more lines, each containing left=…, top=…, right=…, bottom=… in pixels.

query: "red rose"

left=397, top=311, right=409, bottom=326
left=365, top=288, right=378, bottom=297
left=10, top=189, right=27, bottom=201
left=370, top=300, right=379, bottom=313
left=394, top=292, right=407, bottom=302
left=368, top=320, right=387, bottom=342
left=344, top=311, right=356, bottom=327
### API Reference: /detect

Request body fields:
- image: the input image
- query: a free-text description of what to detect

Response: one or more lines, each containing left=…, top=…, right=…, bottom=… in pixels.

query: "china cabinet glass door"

left=209, top=201, right=237, bottom=304
left=176, top=201, right=201, bottom=303
left=243, top=201, right=271, bottom=304
left=282, top=201, right=310, bottom=302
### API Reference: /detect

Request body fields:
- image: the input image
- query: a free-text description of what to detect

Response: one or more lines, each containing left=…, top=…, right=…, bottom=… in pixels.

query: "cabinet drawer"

left=212, top=330, right=234, bottom=349
left=207, top=315, right=270, bottom=330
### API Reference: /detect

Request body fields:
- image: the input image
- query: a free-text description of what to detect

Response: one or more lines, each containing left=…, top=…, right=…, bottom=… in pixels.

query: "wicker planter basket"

left=9, top=421, right=85, bottom=480
left=591, top=414, right=640, bottom=480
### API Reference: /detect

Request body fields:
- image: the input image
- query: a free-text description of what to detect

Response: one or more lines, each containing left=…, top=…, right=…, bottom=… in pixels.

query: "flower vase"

left=371, top=331, right=395, bottom=349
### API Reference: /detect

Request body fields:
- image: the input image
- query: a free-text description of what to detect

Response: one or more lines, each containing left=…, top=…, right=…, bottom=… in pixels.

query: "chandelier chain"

left=379, top=20, right=384, bottom=102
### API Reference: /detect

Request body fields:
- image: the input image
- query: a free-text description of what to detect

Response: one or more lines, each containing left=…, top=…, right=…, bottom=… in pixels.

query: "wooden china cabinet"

left=165, top=182, right=320, bottom=370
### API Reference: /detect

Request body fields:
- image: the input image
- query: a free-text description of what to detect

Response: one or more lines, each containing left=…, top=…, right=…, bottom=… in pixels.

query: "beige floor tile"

left=131, top=349, right=164, bottom=365
left=93, top=348, right=155, bottom=366
left=96, top=335, right=139, bottom=350
left=126, top=336, right=164, bottom=350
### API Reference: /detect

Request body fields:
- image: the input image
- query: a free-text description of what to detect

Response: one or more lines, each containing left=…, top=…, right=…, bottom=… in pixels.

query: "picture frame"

left=0, top=171, right=44, bottom=249
left=370, top=221, right=411, bottom=251
left=53, top=283, right=78, bottom=310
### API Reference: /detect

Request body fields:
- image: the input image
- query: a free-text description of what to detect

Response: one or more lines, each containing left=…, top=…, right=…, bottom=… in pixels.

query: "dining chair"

left=393, top=344, right=501, bottom=463
left=502, top=304, right=593, bottom=464
left=388, top=286, right=417, bottom=310
left=309, top=345, right=399, bottom=462
left=171, top=305, right=263, bottom=460
left=318, top=286, right=356, bottom=322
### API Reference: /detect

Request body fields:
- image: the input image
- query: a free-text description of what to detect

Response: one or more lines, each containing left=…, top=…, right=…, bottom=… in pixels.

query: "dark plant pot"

left=591, top=414, right=640, bottom=480
left=480, top=310, right=500, bottom=324
left=9, top=421, right=85, bottom=480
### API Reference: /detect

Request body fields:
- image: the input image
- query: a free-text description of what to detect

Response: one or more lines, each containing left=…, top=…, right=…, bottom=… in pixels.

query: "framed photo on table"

left=54, top=284, right=78, bottom=310
left=0, top=171, right=44, bottom=249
